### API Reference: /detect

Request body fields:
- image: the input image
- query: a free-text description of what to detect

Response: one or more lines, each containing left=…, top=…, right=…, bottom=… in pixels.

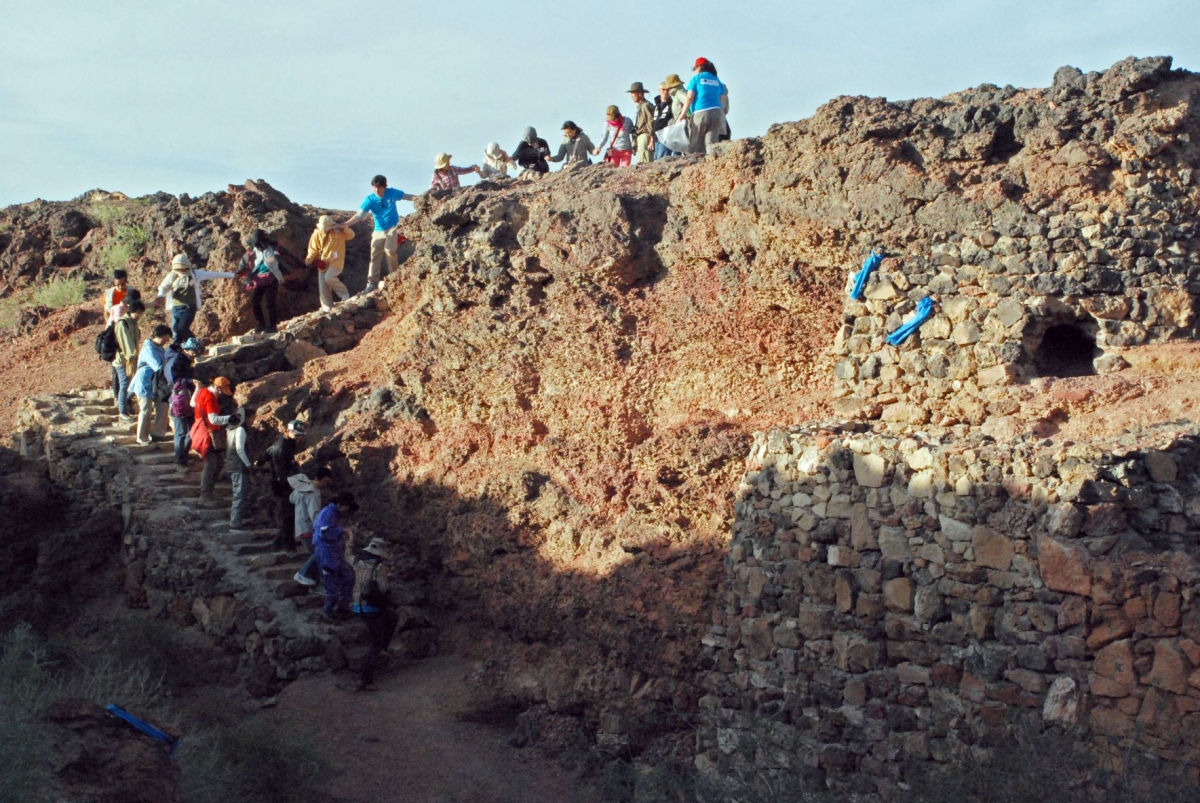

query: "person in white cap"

left=155, top=253, right=237, bottom=345
left=478, top=143, right=514, bottom=180
left=429, top=153, right=479, bottom=191
left=305, top=215, right=355, bottom=311
left=352, top=536, right=399, bottom=691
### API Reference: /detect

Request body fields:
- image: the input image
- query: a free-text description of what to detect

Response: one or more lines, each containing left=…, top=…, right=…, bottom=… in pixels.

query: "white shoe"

left=294, top=572, right=317, bottom=587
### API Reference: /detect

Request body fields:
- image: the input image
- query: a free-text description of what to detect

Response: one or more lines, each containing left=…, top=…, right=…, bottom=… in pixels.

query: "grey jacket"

left=596, top=117, right=634, bottom=153
left=548, top=133, right=595, bottom=165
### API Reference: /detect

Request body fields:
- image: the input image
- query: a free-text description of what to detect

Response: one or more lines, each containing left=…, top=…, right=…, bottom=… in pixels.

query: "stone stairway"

left=54, top=389, right=337, bottom=631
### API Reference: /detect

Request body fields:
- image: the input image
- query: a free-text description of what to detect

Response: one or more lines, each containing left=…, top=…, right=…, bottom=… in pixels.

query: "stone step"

left=294, top=595, right=324, bottom=610
left=234, top=541, right=277, bottom=556
left=161, top=485, right=229, bottom=499
left=134, top=451, right=178, bottom=466
left=79, top=406, right=114, bottom=417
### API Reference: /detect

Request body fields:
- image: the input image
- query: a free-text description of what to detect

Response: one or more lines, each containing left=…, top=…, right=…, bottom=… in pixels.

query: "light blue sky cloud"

left=1, top=0, right=1195, bottom=211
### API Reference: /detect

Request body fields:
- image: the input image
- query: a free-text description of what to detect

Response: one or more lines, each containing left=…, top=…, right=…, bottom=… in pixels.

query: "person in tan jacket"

left=112, top=298, right=145, bottom=424
left=305, top=215, right=355, bottom=311
left=627, top=82, right=656, bottom=164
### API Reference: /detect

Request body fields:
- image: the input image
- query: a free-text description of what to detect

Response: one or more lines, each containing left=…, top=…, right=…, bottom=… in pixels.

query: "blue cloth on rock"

left=886, top=297, right=935, bottom=346
left=849, top=251, right=884, bottom=301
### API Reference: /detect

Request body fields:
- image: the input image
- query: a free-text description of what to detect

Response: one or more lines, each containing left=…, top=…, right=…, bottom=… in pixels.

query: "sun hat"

left=627, top=82, right=646, bottom=94
left=287, top=420, right=306, bottom=436
left=181, top=337, right=203, bottom=352
left=364, top=537, right=390, bottom=558
left=434, top=153, right=452, bottom=169
left=485, top=142, right=502, bottom=157
left=606, top=105, right=619, bottom=119
left=212, top=376, right=232, bottom=392
left=664, top=74, right=684, bottom=89
left=171, top=253, right=192, bottom=270
left=317, top=215, right=335, bottom=233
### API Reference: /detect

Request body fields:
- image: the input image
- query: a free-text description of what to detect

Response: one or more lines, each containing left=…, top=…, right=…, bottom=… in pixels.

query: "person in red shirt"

left=192, top=376, right=235, bottom=501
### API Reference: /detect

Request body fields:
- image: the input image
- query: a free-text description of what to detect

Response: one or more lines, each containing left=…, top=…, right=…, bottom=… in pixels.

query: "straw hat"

left=434, top=152, right=452, bottom=169
left=317, top=215, right=335, bottom=233
left=664, top=73, right=684, bottom=90
left=364, top=537, right=390, bottom=558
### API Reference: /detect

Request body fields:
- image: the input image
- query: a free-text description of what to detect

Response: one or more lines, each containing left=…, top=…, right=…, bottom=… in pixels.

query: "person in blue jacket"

left=313, top=492, right=360, bottom=621
left=130, top=323, right=173, bottom=446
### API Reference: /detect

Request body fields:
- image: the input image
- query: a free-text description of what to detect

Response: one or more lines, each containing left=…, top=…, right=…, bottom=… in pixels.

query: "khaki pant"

left=689, top=108, right=727, bottom=156
left=368, top=227, right=401, bottom=289
left=318, top=266, right=349, bottom=310
left=136, top=395, right=167, bottom=444
left=635, top=132, right=655, bottom=164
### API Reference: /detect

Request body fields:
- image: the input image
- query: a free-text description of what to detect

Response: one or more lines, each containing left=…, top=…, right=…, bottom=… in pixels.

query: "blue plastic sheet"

left=105, top=704, right=179, bottom=758
left=848, top=251, right=884, bottom=301
left=885, top=297, right=935, bottom=346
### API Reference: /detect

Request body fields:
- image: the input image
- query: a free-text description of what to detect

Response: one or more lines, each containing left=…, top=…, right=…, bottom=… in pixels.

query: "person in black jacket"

left=652, top=82, right=677, bottom=159
left=264, top=420, right=305, bottom=550
left=512, top=127, right=550, bottom=178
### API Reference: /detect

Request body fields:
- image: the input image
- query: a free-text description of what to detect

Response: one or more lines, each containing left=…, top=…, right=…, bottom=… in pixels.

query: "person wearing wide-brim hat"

left=547, top=121, right=595, bottom=169
left=305, top=215, right=355, bottom=311
left=155, top=252, right=237, bottom=346
left=352, top=536, right=399, bottom=691
left=664, top=73, right=689, bottom=123
left=430, top=152, right=480, bottom=191
left=627, top=82, right=656, bottom=165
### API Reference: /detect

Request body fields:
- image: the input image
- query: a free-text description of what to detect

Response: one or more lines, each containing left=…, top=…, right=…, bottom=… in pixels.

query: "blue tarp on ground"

left=105, top=704, right=179, bottom=758
left=885, top=297, right=935, bottom=346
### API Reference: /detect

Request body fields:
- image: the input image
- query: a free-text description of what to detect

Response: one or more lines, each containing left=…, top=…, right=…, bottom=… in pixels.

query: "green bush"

left=180, top=719, right=331, bottom=803
left=88, top=202, right=126, bottom=227
left=0, top=297, right=21, bottom=335
left=30, top=276, right=86, bottom=309
left=99, top=223, right=148, bottom=271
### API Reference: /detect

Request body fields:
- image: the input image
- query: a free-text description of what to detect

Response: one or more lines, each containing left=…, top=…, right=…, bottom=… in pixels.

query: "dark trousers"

left=274, top=492, right=295, bottom=550
left=172, top=413, right=192, bottom=465
left=251, top=283, right=278, bottom=331
left=320, top=561, right=354, bottom=614
left=171, top=304, right=197, bottom=346
left=360, top=609, right=399, bottom=685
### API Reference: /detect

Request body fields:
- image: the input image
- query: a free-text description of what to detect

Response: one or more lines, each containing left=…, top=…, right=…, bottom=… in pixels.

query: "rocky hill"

left=7, top=55, right=1200, bottom=799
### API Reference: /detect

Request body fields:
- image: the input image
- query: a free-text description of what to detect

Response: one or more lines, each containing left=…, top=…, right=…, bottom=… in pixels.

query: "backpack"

left=95, top=324, right=118, bottom=362
left=151, top=368, right=172, bottom=403
left=169, top=378, right=194, bottom=418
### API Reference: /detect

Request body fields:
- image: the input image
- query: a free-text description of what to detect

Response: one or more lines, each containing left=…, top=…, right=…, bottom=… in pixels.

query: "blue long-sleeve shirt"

left=131, top=340, right=166, bottom=399
left=313, top=503, right=347, bottom=570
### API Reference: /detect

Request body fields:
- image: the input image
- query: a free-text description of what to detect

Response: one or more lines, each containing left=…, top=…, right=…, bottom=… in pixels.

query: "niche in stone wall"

left=1032, top=322, right=1099, bottom=378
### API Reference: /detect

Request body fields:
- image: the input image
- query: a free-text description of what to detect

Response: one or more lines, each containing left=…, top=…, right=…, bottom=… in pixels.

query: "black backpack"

left=96, top=324, right=118, bottom=362
left=151, top=368, right=172, bottom=403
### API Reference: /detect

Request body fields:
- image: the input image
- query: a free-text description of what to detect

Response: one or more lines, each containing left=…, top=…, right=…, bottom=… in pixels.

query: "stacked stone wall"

left=699, top=422, right=1200, bottom=791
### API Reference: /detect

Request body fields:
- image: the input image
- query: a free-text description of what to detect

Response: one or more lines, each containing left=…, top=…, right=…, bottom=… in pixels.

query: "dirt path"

left=268, top=656, right=602, bottom=803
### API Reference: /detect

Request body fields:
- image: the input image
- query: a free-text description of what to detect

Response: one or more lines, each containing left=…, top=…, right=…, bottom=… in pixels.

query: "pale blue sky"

left=1, top=1, right=1195, bottom=211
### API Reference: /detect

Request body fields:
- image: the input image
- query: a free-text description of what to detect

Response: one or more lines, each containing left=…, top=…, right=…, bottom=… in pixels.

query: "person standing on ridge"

left=291, top=467, right=333, bottom=588
left=512, top=128, right=551, bottom=179
left=191, top=376, right=235, bottom=502
left=685, top=57, right=729, bottom=156
left=112, top=298, right=145, bottom=424
left=342, top=175, right=416, bottom=294
left=265, top=420, right=305, bottom=551
left=593, top=106, right=635, bottom=167
left=547, top=122, right=594, bottom=168
left=166, top=337, right=201, bottom=466
left=226, top=406, right=258, bottom=532
left=130, top=324, right=173, bottom=446
left=305, top=216, right=355, bottom=312
left=156, top=253, right=237, bottom=346
left=628, top=83, right=656, bottom=164
left=652, top=81, right=677, bottom=159
left=313, top=492, right=360, bottom=622
left=430, top=153, right=480, bottom=190
left=102, top=269, right=128, bottom=321
left=238, top=230, right=285, bottom=335
left=107, top=288, right=141, bottom=326
left=352, top=537, right=399, bottom=691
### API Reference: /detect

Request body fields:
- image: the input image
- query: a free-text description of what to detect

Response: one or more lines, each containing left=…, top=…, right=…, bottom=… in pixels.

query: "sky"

left=1, top=0, right=1197, bottom=212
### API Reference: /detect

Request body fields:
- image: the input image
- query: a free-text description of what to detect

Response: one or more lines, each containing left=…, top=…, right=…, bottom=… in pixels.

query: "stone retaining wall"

left=698, top=422, right=1200, bottom=792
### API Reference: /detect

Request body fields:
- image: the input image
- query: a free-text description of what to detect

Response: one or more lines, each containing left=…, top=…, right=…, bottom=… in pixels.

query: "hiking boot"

left=294, top=572, right=317, bottom=587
